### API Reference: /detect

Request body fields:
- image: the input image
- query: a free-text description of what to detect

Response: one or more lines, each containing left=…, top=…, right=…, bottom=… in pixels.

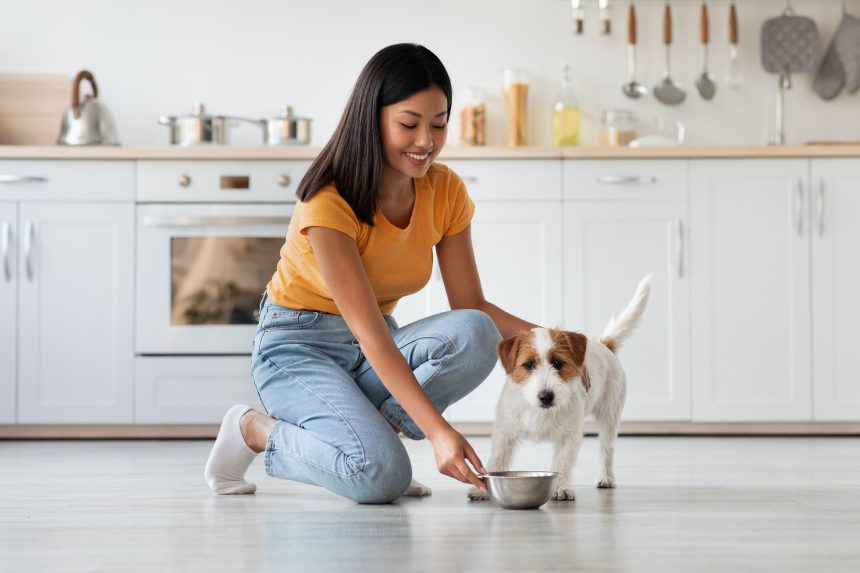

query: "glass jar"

left=503, top=69, right=529, bottom=146
left=459, top=87, right=486, bottom=146
left=552, top=64, right=580, bottom=147
left=600, top=109, right=637, bottom=147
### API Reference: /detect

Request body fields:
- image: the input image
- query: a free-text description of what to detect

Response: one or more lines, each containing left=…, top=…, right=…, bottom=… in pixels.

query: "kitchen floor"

left=2, top=436, right=858, bottom=572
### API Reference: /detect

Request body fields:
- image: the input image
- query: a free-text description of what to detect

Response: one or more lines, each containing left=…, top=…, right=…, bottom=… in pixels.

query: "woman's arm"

left=306, top=226, right=487, bottom=489
left=435, top=225, right=539, bottom=338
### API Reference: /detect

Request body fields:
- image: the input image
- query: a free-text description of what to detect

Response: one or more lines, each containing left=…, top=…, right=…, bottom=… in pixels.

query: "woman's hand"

left=428, top=426, right=488, bottom=492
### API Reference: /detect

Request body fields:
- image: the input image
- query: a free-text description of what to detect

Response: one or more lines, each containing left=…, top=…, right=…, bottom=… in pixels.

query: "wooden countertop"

left=2, top=144, right=860, bottom=160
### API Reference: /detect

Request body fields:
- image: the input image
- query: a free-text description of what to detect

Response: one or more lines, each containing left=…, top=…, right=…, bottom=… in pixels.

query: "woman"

left=204, top=43, right=537, bottom=504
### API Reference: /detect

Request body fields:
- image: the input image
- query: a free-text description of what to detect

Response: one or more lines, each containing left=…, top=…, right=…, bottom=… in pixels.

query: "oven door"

left=136, top=202, right=293, bottom=355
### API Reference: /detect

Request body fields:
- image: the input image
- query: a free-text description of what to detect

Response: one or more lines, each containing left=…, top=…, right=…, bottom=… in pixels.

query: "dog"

left=469, top=274, right=652, bottom=502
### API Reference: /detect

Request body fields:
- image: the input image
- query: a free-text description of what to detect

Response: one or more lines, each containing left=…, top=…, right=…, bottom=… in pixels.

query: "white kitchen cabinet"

left=811, top=159, right=860, bottom=421
left=690, top=160, right=812, bottom=421
left=0, top=202, right=16, bottom=423
left=395, top=201, right=564, bottom=423
left=563, top=201, right=691, bottom=421
left=16, top=202, right=135, bottom=424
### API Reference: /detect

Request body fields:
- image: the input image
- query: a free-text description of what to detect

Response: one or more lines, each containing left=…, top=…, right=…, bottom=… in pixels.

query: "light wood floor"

left=1, top=436, right=858, bottom=572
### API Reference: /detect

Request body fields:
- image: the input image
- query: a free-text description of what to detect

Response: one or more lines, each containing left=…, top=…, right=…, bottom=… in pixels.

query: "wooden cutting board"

left=0, top=74, right=69, bottom=145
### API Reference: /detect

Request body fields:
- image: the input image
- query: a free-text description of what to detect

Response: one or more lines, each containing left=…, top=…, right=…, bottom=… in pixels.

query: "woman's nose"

left=415, top=126, right=433, bottom=148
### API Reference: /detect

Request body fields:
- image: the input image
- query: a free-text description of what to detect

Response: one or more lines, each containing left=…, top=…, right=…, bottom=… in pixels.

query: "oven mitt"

left=814, top=32, right=845, bottom=100
left=833, top=12, right=860, bottom=93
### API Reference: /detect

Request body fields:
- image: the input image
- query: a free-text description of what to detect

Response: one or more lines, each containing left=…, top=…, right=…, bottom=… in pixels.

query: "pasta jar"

left=459, top=87, right=486, bottom=146
left=600, top=109, right=637, bottom=147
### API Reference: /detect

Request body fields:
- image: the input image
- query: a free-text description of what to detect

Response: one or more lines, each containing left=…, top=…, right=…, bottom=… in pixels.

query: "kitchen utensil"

left=56, top=70, right=119, bottom=146
left=653, top=3, right=686, bottom=106
left=761, top=1, right=820, bottom=144
left=0, top=74, right=67, bottom=144
left=725, top=3, right=744, bottom=88
left=159, top=103, right=266, bottom=146
left=571, top=0, right=584, bottom=35
left=263, top=105, right=312, bottom=146
left=480, top=471, right=559, bottom=510
left=814, top=24, right=848, bottom=100
left=695, top=3, right=717, bottom=100
left=599, top=0, right=612, bottom=35
left=622, top=4, right=648, bottom=99
left=832, top=7, right=860, bottom=93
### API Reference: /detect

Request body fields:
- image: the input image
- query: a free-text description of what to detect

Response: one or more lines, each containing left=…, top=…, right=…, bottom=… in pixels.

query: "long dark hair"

left=296, top=43, right=452, bottom=226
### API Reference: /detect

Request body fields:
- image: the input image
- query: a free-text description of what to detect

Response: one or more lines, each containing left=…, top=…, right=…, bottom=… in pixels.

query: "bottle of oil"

left=552, top=64, right=580, bottom=147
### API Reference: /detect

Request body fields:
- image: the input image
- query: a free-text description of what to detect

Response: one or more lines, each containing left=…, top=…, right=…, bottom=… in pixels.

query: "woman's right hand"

left=428, top=426, right=488, bottom=492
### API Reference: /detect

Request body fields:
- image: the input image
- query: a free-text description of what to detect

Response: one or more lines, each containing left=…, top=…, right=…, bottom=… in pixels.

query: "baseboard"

left=1, top=421, right=860, bottom=439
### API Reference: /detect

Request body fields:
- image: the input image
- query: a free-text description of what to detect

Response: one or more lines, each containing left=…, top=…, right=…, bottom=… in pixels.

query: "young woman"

left=204, top=43, right=537, bottom=504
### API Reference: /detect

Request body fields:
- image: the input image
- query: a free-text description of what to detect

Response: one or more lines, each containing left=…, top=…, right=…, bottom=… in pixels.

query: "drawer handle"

left=0, top=175, right=49, bottom=184
left=278, top=175, right=292, bottom=187
left=597, top=175, right=657, bottom=185
left=142, top=215, right=292, bottom=227
left=1, top=222, right=11, bottom=283
left=24, top=221, right=34, bottom=282
left=461, top=176, right=479, bottom=184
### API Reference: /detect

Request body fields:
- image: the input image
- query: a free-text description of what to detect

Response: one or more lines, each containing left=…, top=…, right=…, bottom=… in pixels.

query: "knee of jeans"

left=452, top=309, right=501, bottom=372
left=350, top=445, right=412, bottom=504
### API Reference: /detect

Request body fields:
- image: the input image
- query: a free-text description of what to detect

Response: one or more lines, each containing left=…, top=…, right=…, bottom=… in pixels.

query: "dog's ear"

left=560, top=330, right=588, bottom=366
left=497, top=335, right=521, bottom=374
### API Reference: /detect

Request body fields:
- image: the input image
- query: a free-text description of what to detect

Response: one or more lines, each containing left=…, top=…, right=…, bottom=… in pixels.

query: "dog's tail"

left=599, top=274, right=652, bottom=353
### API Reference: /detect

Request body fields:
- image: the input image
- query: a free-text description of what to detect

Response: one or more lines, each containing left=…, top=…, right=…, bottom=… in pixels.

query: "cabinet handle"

left=142, top=215, right=291, bottom=227
left=816, top=180, right=825, bottom=238
left=597, top=175, right=657, bottom=185
left=1, top=222, right=11, bottom=283
left=461, top=176, right=479, bottom=184
left=24, top=221, right=34, bottom=281
left=0, top=175, right=49, bottom=184
left=794, top=179, right=803, bottom=238
left=676, top=219, right=684, bottom=279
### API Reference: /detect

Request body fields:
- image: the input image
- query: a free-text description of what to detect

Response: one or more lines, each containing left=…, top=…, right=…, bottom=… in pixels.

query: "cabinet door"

left=690, top=160, right=811, bottom=421
left=811, top=160, right=860, bottom=421
left=17, top=203, right=135, bottom=423
left=443, top=202, right=563, bottom=423
left=0, top=203, right=16, bottom=423
left=564, top=202, right=691, bottom=421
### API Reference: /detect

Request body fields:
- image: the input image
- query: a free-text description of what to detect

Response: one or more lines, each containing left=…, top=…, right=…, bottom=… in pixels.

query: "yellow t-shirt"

left=267, top=162, right=475, bottom=315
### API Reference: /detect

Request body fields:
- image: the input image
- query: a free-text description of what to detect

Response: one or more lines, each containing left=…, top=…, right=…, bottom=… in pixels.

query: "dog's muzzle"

left=538, top=390, right=555, bottom=408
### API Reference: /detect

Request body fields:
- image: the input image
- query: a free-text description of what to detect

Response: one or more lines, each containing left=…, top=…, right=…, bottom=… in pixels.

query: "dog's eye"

left=522, top=360, right=536, bottom=371
left=551, top=359, right=563, bottom=370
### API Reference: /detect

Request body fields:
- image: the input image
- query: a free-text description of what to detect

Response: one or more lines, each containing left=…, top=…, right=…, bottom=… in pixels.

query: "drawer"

left=137, top=160, right=312, bottom=203
left=564, top=159, right=688, bottom=201
left=0, top=160, right=134, bottom=201
left=440, top=159, right=562, bottom=202
left=135, top=356, right=264, bottom=424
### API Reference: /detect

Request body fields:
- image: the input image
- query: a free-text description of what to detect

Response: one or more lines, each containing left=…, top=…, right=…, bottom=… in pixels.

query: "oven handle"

left=142, top=215, right=292, bottom=227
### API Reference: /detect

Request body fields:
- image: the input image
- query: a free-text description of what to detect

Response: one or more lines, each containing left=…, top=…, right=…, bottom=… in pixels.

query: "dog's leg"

left=551, top=411, right=585, bottom=501
left=595, top=407, right=621, bottom=489
left=467, top=428, right=519, bottom=501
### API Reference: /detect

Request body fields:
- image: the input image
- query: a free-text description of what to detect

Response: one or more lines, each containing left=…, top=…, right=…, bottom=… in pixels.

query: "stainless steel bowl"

left=481, top=471, right=559, bottom=509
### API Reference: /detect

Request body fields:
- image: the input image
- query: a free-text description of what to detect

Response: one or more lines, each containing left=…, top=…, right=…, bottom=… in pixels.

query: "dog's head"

left=496, top=327, right=590, bottom=410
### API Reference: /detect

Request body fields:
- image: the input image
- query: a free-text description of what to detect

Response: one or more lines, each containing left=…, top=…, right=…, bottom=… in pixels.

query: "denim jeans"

left=250, top=293, right=501, bottom=504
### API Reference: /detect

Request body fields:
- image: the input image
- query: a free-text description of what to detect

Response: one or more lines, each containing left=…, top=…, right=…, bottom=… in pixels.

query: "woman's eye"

left=522, top=361, right=535, bottom=371
left=551, top=360, right=563, bottom=370
left=432, top=124, right=447, bottom=130
left=400, top=124, right=417, bottom=129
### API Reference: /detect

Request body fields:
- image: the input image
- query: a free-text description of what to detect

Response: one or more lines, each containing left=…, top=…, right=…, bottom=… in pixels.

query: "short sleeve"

left=297, top=187, right=360, bottom=240
left=443, top=171, right=475, bottom=237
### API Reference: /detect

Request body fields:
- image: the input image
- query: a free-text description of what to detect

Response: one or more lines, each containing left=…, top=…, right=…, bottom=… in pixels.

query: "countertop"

left=2, top=144, right=860, bottom=160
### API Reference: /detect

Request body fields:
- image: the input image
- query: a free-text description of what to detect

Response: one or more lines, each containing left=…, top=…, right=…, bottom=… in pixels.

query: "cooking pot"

left=158, top=102, right=251, bottom=146
left=57, top=70, right=120, bottom=146
left=263, top=106, right=312, bottom=145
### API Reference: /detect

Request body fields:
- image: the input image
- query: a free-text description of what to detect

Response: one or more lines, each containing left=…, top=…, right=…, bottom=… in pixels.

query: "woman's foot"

left=240, top=409, right=277, bottom=453
left=204, top=404, right=272, bottom=495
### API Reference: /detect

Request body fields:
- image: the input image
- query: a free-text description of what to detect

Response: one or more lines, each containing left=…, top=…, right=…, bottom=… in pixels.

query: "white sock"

left=404, top=479, right=432, bottom=497
left=204, top=404, right=259, bottom=495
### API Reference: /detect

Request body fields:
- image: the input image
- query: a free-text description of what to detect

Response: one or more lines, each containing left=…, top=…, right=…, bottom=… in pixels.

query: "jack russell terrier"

left=469, top=275, right=652, bottom=502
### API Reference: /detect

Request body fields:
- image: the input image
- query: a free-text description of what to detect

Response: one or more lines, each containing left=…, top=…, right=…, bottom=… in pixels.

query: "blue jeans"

left=250, top=293, right=501, bottom=504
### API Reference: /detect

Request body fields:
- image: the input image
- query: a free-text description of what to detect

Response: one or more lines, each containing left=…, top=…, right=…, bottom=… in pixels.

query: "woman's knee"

left=450, top=309, right=501, bottom=371
left=348, top=439, right=412, bottom=504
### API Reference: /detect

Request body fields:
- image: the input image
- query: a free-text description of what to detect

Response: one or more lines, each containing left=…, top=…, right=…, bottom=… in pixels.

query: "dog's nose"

left=538, top=390, right=555, bottom=407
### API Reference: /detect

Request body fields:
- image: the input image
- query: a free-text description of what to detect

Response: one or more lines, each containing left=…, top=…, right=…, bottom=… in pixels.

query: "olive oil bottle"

left=552, top=64, right=581, bottom=147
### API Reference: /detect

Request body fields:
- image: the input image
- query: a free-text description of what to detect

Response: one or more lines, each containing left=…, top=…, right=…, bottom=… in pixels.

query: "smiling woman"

left=204, top=43, right=540, bottom=505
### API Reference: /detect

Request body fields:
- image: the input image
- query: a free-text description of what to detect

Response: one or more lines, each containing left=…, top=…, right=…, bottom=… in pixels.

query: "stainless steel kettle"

left=57, top=70, right=120, bottom=146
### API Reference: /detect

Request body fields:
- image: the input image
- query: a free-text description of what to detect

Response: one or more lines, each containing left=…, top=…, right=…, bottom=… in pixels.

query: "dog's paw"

left=403, top=479, right=432, bottom=497
left=467, top=486, right=489, bottom=501
left=552, top=485, right=576, bottom=501
left=596, top=476, right=616, bottom=489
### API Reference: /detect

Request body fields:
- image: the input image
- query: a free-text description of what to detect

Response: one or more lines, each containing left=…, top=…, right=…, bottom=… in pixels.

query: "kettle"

left=57, top=70, right=120, bottom=146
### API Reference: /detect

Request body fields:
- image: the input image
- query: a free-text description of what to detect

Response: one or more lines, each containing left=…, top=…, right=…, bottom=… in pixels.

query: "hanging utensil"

left=599, top=0, right=612, bottom=35
left=571, top=0, right=584, bottom=35
left=653, top=2, right=686, bottom=105
left=622, top=3, right=648, bottom=99
left=696, top=3, right=717, bottom=100
left=725, top=3, right=744, bottom=88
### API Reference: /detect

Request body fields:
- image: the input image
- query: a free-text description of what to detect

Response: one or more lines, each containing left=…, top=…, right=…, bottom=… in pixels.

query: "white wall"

left=2, top=0, right=858, bottom=147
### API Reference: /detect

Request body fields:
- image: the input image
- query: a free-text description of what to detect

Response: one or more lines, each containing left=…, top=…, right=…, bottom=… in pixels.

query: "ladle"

left=653, top=3, right=686, bottom=105
left=695, top=2, right=717, bottom=100
left=622, top=3, right=648, bottom=99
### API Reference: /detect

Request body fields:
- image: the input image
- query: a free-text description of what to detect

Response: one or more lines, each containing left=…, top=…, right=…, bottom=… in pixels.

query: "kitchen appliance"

left=135, top=161, right=310, bottom=355
left=263, top=105, right=312, bottom=146
left=653, top=3, right=686, bottom=106
left=56, top=70, right=119, bottom=146
left=622, top=3, right=648, bottom=99
left=695, top=2, right=717, bottom=100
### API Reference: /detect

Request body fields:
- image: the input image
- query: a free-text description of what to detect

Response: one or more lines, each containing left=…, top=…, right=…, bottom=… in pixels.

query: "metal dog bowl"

left=481, top=471, right=559, bottom=509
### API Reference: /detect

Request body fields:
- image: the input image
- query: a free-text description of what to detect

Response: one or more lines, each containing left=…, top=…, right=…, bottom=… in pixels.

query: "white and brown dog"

left=469, top=275, right=652, bottom=502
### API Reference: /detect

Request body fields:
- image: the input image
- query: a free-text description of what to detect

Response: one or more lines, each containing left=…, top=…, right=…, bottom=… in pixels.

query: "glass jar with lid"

left=459, top=87, right=486, bottom=146
left=600, top=109, right=637, bottom=147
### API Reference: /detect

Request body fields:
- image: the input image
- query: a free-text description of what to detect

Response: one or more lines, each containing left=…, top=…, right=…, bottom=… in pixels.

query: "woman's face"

left=379, top=85, right=448, bottom=180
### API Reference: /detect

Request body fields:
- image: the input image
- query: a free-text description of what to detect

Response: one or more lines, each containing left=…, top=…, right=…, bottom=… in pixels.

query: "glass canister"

left=600, top=109, right=637, bottom=147
left=503, top=69, right=529, bottom=146
left=459, top=87, right=486, bottom=146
